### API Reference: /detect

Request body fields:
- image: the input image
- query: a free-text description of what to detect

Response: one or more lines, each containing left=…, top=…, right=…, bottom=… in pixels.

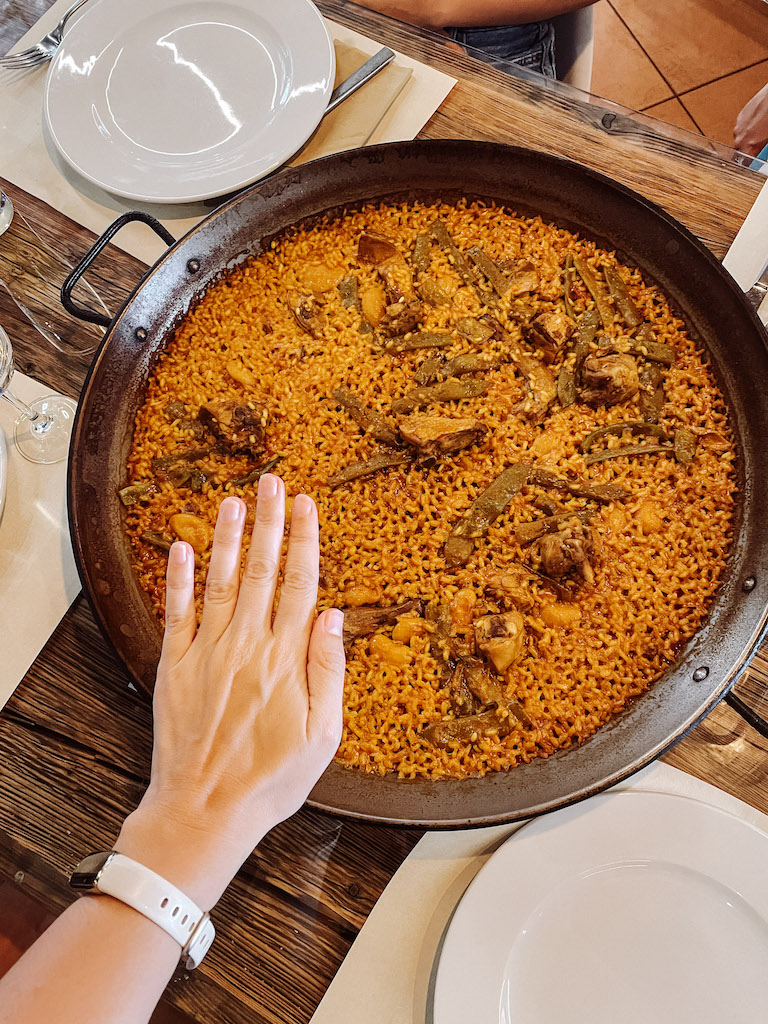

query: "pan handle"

left=724, top=691, right=768, bottom=740
left=61, top=212, right=176, bottom=328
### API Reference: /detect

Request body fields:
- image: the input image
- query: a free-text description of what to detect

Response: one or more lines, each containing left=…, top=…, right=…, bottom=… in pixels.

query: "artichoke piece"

left=333, top=387, right=400, bottom=448
left=391, top=378, right=490, bottom=416
left=285, top=289, right=326, bottom=337
left=338, top=275, right=360, bottom=309
left=422, top=707, right=514, bottom=748
left=141, top=531, right=172, bottom=552
left=327, top=452, right=411, bottom=488
left=514, top=509, right=593, bottom=546
left=418, top=277, right=451, bottom=307
left=456, top=317, right=495, bottom=343
left=445, top=463, right=532, bottom=568
left=673, top=427, right=697, bottom=465
left=580, top=354, right=639, bottom=407
left=414, top=355, right=444, bottom=386
left=442, top=353, right=502, bottom=377
left=118, top=481, right=156, bottom=507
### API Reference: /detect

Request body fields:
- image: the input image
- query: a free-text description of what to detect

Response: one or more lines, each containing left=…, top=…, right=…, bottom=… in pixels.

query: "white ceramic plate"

left=0, top=422, right=6, bottom=522
left=44, top=0, right=335, bottom=203
left=434, top=791, right=768, bottom=1024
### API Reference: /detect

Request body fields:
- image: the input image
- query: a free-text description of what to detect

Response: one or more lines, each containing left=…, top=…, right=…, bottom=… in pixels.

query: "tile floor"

left=1, top=2, right=766, bottom=1017
left=591, top=0, right=768, bottom=151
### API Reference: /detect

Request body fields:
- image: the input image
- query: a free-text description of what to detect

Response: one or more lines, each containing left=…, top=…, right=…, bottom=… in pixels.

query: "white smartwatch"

left=70, top=851, right=215, bottom=969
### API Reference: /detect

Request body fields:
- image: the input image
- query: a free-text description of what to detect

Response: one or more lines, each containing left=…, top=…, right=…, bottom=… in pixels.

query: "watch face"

left=70, top=851, right=115, bottom=890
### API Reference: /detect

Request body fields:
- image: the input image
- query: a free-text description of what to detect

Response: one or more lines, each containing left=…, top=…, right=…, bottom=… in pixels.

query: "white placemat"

left=0, top=371, right=81, bottom=709
left=0, top=1, right=456, bottom=266
left=722, top=178, right=768, bottom=323
left=309, top=762, right=768, bottom=1024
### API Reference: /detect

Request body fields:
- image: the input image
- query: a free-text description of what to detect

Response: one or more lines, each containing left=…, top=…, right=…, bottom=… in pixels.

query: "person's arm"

left=734, top=82, right=768, bottom=157
left=0, top=477, right=345, bottom=1024
left=352, top=0, right=596, bottom=30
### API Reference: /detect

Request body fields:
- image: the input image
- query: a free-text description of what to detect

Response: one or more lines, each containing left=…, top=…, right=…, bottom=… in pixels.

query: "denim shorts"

left=446, top=21, right=556, bottom=79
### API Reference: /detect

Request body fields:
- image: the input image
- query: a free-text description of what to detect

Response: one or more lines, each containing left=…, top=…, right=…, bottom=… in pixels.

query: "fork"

left=0, top=0, right=91, bottom=70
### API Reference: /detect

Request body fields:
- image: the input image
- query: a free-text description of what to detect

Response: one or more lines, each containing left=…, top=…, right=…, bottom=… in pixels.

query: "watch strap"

left=79, top=852, right=215, bottom=969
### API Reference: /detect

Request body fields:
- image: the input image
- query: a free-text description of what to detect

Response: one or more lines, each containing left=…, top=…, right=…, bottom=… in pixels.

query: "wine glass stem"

left=1, top=388, right=51, bottom=433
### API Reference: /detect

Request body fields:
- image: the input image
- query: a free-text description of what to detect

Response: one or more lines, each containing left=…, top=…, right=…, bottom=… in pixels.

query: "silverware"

left=326, top=47, right=395, bottom=113
left=745, top=256, right=768, bottom=313
left=0, top=0, right=91, bottom=70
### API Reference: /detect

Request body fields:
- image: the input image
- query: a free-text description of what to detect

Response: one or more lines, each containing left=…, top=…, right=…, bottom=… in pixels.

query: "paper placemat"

left=309, top=762, right=768, bottom=1024
left=0, top=1, right=456, bottom=266
left=0, top=371, right=81, bottom=710
left=722, top=178, right=768, bottom=323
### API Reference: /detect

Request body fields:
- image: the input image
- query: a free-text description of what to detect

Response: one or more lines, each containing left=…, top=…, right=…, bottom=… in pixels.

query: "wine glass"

left=0, top=324, right=76, bottom=464
left=0, top=191, right=109, bottom=355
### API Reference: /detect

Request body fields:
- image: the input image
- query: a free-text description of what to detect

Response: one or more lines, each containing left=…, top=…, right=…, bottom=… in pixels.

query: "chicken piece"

left=474, top=611, right=525, bottom=673
left=285, top=290, right=326, bottom=337
left=523, top=311, right=577, bottom=364
left=447, top=662, right=480, bottom=716
left=358, top=231, right=417, bottom=303
left=506, top=259, right=540, bottom=296
left=580, top=353, right=639, bottom=407
left=538, top=521, right=595, bottom=583
left=378, top=298, right=424, bottom=337
left=462, top=656, right=504, bottom=706
left=422, top=707, right=513, bottom=748
left=397, top=413, right=488, bottom=459
left=197, top=401, right=267, bottom=456
left=341, top=600, right=423, bottom=648
left=483, top=573, right=536, bottom=612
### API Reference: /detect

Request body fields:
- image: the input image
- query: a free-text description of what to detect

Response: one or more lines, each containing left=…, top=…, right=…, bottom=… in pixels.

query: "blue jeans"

left=447, top=21, right=557, bottom=79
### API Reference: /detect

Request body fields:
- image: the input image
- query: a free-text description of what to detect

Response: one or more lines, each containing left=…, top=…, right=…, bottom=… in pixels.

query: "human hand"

left=734, top=82, right=768, bottom=157
left=116, top=477, right=345, bottom=908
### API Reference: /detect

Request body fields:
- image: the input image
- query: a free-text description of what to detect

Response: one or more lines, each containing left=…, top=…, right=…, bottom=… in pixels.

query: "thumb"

left=306, top=609, right=345, bottom=755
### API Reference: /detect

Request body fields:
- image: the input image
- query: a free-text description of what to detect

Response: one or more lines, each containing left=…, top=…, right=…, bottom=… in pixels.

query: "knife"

left=326, top=46, right=396, bottom=114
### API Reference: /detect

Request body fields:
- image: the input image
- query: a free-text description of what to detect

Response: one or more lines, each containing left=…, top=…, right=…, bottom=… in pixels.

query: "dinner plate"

left=433, top=791, right=768, bottom=1024
left=44, top=0, right=335, bottom=203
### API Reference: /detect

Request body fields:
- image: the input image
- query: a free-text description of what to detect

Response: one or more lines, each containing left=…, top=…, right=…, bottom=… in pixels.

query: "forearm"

left=0, top=893, right=179, bottom=1024
left=0, top=806, right=265, bottom=1024
left=351, top=0, right=596, bottom=29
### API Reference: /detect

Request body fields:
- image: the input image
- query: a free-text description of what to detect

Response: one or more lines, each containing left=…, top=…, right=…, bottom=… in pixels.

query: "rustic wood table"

left=1, top=2, right=768, bottom=1021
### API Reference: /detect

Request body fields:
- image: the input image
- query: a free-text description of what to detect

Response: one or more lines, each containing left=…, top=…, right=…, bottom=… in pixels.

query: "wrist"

left=115, top=800, right=266, bottom=910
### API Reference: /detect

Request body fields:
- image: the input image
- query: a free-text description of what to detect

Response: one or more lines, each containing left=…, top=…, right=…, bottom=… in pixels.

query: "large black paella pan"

left=66, top=140, right=768, bottom=826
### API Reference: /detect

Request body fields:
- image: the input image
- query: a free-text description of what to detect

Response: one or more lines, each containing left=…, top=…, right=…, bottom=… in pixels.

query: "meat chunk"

left=422, top=707, right=513, bottom=748
left=397, top=413, right=488, bottom=459
left=523, top=311, right=576, bottom=363
left=358, top=230, right=418, bottom=303
left=538, top=521, right=595, bottom=583
left=341, top=600, right=423, bottom=648
left=474, top=611, right=525, bottom=673
left=378, top=298, right=424, bottom=337
left=580, top=353, right=639, bottom=407
left=462, top=656, right=504, bottom=706
left=285, top=290, right=326, bottom=337
left=198, top=400, right=267, bottom=456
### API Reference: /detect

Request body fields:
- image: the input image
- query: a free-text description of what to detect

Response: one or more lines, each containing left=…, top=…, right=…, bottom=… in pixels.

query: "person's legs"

left=446, top=22, right=557, bottom=78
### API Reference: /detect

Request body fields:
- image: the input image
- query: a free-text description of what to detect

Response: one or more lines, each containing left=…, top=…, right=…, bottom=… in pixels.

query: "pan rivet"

left=743, top=576, right=756, bottom=592
left=187, top=259, right=200, bottom=273
left=135, top=327, right=147, bottom=341
left=693, top=666, right=709, bottom=682
left=665, top=239, right=680, bottom=255
left=601, top=113, right=616, bottom=129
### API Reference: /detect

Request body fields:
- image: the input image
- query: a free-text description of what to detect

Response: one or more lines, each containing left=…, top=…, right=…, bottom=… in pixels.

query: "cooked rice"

left=124, top=199, right=736, bottom=780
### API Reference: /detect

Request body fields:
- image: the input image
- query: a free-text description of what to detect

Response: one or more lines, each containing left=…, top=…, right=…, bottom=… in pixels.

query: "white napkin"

left=722, top=178, right=768, bottom=324
left=0, top=371, right=80, bottom=709
left=0, top=2, right=456, bottom=266
left=309, top=762, right=768, bottom=1024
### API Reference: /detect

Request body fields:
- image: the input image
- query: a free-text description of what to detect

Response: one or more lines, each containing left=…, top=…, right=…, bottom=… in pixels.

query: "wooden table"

left=2, top=2, right=768, bottom=1021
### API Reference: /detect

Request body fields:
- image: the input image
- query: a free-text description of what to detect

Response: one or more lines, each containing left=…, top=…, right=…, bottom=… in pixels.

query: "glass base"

left=14, top=395, right=77, bottom=465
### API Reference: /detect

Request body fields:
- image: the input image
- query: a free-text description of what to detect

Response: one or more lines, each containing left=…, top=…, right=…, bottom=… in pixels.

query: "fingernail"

left=259, top=474, right=278, bottom=499
left=293, top=494, right=314, bottom=518
left=326, top=608, right=344, bottom=637
left=219, top=496, right=244, bottom=522
left=169, top=541, right=190, bottom=566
